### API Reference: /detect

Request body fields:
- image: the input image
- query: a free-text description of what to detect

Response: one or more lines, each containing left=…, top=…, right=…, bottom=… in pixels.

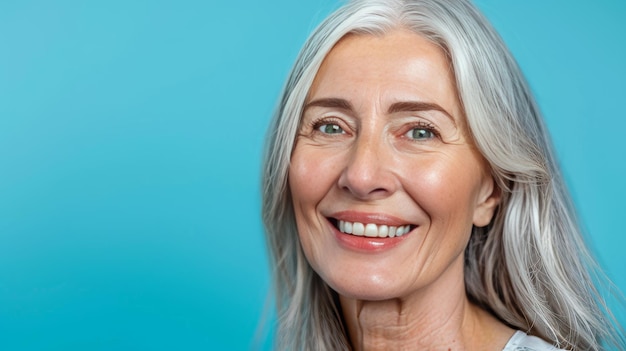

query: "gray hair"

left=261, top=0, right=625, bottom=350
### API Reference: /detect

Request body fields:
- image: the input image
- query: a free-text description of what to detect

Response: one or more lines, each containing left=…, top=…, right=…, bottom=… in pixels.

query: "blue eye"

left=406, top=127, right=435, bottom=140
left=317, top=123, right=344, bottom=134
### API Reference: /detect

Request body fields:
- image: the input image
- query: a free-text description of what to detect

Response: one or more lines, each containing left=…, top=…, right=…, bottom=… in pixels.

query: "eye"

left=316, top=123, right=345, bottom=134
left=405, top=125, right=436, bottom=140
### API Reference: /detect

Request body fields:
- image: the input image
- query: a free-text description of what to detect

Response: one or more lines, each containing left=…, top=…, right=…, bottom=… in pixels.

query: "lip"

left=326, top=211, right=414, bottom=252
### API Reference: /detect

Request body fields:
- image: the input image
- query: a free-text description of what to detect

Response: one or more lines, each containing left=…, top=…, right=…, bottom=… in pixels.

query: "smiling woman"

left=261, top=0, right=625, bottom=350
left=290, top=31, right=499, bottom=306
left=290, top=31, right=509, bottom=348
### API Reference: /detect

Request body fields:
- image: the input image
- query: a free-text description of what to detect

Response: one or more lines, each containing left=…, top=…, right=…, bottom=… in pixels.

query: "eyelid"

left=308, top=115, right=352, bottom=133
left=309, top=116, right=340, bottom=127
left=403, top=120, right=440, bottom=139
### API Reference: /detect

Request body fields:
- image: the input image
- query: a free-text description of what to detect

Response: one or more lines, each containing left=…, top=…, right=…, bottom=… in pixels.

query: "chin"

left=323, top=271, right=410, bottom=301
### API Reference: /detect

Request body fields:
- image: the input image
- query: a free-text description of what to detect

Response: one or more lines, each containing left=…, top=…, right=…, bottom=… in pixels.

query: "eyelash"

left=405, top=121, right=440, bottom=140
left=307, top=118, right=440, bottom=139
left=309, top=117, right=345, bottom=133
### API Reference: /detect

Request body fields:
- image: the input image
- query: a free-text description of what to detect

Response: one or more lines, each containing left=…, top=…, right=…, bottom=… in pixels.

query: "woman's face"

left=288, top=29, right=500, bottom=300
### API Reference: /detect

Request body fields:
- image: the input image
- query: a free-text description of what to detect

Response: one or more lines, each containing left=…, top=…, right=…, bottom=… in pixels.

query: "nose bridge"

left=353, top=130, right=382, bottom=176
left=339, top=123, right=395, bottom=199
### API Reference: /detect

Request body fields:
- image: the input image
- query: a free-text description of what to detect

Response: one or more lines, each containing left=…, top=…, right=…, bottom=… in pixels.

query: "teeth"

left=344, top=221, right=353, bottom=234
left=364, top=223, right=378, bottom=237
left=337, top=220, right=412, bottom=238
left=352, top=222, right=365, bottom=236
left=378, top=225, right=388, bottom=238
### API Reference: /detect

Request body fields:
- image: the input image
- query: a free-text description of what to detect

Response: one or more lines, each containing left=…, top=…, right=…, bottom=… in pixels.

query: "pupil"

left=326, top=125, right=339, bottom=133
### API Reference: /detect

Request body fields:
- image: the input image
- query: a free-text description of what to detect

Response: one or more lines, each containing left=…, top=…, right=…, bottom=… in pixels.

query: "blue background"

left=0, top=0, right=624, bottom=349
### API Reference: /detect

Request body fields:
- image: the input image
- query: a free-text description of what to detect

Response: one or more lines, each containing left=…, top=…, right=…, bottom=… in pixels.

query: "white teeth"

left=337, top=220, right=413, bottom=238
left=344, top=221, right=353, bottom=234
left=395, top=225, right=410, bottom=236
left=364, top=223, right=378, bottom=237
left=378, top=225, right=388, bottom=238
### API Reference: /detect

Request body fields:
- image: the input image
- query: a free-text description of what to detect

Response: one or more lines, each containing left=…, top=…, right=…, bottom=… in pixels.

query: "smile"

left=336, top=219, right=414, bottom=238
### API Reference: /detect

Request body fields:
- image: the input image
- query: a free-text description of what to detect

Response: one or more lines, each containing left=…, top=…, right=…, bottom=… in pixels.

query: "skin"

left=288, top=29, right=514, bottom=350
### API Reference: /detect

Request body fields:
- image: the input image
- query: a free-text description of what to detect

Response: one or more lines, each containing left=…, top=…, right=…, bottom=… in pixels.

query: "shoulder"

left=502, top=331, right=568, bottom=351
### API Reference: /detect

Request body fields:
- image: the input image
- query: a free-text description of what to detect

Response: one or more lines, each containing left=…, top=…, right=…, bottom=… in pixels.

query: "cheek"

left=406, top=154, right=483, bottom=226
left=288, top=145, right=343, bottom=261
left=289, top=147, right=324, bottom=206
left=288, top=144, right=344, bottom=205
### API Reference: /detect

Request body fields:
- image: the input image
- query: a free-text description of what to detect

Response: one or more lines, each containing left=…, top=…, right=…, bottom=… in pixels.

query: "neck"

left=339, top=259, right=513, bottom=350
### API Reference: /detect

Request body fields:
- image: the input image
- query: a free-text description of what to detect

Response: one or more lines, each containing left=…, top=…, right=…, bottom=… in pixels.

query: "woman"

left=261, top=0, right=624, bottom=350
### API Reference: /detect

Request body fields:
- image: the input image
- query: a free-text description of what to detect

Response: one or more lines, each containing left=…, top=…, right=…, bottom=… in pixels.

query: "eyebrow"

left=304, top=97, right=353, bottom=111
left=304, top=98, right=456, bottom=126
left=388, top=101, right=456, bottom=126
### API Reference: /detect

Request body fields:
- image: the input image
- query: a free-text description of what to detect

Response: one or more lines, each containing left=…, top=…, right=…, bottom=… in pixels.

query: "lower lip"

left=331, top=223, right=411, bottom=252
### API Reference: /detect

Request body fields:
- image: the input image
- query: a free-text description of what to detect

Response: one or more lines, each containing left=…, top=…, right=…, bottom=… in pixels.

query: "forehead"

left=325, top=29, right=449, bottom=71
left=307, top=29, right=462, bottom=120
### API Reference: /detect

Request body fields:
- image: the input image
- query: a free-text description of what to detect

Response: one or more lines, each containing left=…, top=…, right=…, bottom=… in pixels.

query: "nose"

left=337, top=133, right=398, bottom=200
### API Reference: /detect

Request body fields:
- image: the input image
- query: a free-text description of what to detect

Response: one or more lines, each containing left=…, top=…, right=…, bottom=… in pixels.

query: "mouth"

left=328, top=218, right=416, bottom=238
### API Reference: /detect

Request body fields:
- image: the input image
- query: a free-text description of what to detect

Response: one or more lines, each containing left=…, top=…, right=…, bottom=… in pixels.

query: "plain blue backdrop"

left=0, top=1, right=624, bottom=350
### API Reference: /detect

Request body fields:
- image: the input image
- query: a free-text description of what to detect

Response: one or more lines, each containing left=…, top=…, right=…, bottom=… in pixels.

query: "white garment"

left=502, top=331, right=567, bottom=351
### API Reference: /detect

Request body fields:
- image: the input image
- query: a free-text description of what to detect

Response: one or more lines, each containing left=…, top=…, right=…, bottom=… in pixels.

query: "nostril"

left=337, top=154, right=397, bottom=200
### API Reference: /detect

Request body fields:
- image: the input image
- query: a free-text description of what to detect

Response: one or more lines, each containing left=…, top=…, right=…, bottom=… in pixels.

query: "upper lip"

left=327, top=210, right=415, bottom=226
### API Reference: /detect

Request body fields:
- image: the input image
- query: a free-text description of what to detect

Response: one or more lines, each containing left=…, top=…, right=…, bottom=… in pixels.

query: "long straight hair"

left=261, top=0, right=625, bottom=350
